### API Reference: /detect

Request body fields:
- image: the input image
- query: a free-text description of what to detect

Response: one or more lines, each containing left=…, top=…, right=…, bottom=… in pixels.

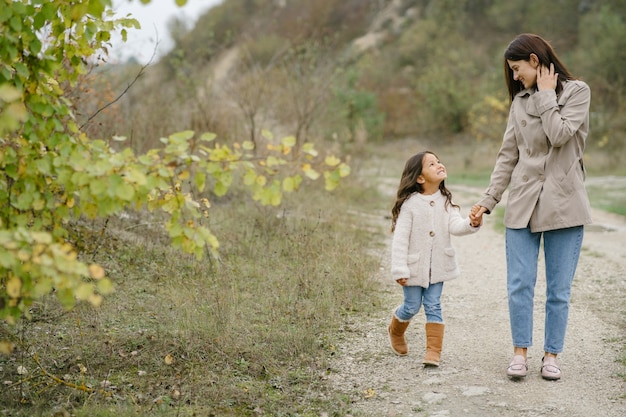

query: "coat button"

left=429, top=231, right=435, bottom=237
left=521, top=120, right=527, bottom=127
left=430, top=201, right=435, bottom=206
left=522, top=175, right=528, bottom=181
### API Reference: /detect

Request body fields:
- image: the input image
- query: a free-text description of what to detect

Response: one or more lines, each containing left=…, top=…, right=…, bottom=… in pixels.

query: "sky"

left=111, top=0, right=223, bottom=64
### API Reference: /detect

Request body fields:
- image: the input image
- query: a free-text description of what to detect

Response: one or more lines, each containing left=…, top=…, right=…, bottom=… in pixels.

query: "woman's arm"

left=534, top=81, right=590, bottom=148
left=477, top=107, right=519, bottom=213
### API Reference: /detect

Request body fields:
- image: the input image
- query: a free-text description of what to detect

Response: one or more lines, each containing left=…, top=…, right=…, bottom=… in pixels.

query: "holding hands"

left=470, top=205, right=486, bottom=227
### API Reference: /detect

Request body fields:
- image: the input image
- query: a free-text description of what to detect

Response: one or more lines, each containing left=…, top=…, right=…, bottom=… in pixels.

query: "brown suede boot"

left=423, top=322, right=444, bottom=366
left=388, top=315, right=410, bottom=356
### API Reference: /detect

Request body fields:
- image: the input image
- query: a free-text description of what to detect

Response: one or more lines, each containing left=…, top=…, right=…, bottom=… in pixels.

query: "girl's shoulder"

left=404, top=191, right=444, bottom=205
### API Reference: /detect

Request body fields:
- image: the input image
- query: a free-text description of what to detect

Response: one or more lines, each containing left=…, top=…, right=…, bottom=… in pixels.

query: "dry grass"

left=0, top=173, right=384, bottom=416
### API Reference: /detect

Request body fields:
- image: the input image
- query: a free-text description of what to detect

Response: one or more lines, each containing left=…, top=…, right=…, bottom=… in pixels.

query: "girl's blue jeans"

left=394, top=282, right=444, bottom=323
left=505, top=226, right=584, bottom=354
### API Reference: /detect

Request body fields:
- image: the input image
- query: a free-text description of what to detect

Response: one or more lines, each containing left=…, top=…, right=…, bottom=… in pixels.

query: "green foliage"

left=331, top=68, right=385, bottom=142
left=0, top=181, right=380, bottom=414
left=0, top=0, right=349, bottom=338
left=467, top=94, right=509, bottom=143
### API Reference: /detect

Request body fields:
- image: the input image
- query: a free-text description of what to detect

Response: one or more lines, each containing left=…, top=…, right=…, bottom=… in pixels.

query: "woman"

left=471, top=33, right=592, bottom=380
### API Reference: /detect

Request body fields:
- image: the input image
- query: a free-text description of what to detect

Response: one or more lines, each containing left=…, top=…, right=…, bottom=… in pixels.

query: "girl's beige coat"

left=391, top=191, right=479, bottom=287
left=478, top=80, right=593, bottom=232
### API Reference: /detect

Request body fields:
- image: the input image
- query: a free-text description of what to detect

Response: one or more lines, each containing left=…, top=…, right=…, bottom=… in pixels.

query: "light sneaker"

left=506, top=355, right=528, bottom=379
left=541, top=356, right=562, bottom=380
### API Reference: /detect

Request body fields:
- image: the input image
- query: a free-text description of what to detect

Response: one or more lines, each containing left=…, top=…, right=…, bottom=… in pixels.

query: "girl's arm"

left=449, top=206, right=480, bottom=236
left=390, top=204, right=413, bottom=280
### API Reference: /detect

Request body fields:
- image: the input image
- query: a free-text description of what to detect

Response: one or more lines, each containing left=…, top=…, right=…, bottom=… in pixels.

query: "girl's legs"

left=422, top=282, right=445, bottom=366
left=542, top=226, right=584, bottom=354
left=389, top=285, right=426, bottom=356
left=422, top=282, right=444, bottom=323
left=506, top=227, right=541, bottom=354
left=395, top=285, right=426, bottom=321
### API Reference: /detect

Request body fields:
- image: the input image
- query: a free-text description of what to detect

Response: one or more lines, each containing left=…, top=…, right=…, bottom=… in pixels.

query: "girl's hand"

left=396, top=278, right=408, bottom=286
left=470, top=205, right=486, bottom=226
left=537, top=63, right=558, bottom=91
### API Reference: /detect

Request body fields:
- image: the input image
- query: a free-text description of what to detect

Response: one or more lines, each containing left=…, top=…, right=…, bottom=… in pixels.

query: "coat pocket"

left=443, top=247, right=457, bottom=272
left=407, top=253, right=422, bottom=277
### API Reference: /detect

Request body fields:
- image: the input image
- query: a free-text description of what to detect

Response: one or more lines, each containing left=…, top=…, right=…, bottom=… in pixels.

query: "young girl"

left=389, top=151, right=481, bottom=366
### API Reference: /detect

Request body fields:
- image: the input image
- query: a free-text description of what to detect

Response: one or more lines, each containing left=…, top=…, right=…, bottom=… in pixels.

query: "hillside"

left=87, top=0, right=626, bottom=171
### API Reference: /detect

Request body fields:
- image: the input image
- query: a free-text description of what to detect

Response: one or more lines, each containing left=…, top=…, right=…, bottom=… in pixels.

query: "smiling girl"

left=388, top=151, right=481, bottom=366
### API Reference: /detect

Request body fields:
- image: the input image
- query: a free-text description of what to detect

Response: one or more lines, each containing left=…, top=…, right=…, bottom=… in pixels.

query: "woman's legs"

left=506, top=227, right=541, bottom=351
left=542, top=226, right=584, bottom=354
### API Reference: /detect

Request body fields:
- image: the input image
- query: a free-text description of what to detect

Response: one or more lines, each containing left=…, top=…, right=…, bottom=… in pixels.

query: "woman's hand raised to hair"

left=537, top=63, right=558, bottom=91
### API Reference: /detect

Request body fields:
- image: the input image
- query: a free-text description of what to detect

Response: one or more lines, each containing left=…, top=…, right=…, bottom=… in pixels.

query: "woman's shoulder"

left=559, top=79, right=591, bottom=103
left=564, top=79, right=590, bottom=93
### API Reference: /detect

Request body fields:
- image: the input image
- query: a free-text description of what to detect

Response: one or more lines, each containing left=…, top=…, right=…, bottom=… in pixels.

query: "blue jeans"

left=506, top=226, right=584, bottom=354
left=394, top=282, right=444, bottom=323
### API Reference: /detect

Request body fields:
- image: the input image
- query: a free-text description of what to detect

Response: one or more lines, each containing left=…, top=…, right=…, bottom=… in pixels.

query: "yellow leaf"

left=76, top=283, right=94, bottom=300
left=262, top=129, right=273, bottom=141
left=325, top=155, right=341, bottom=167
left=165, top=354, right=174, bottom=365
left=6, top=277, right=21, bottom=298
left=178, top=170, right=190, bottom=180
left=89, top=264, right=105, bottom=279
left=303, top=166, right=320, bottom=180
left=88, top=293, right=103, bottom=308
left=363, top=388, right=376, bottom=398
left=339, top=163, right=351, bottom=177
left=281, top=135, right=296, bottom=147
left=282, top=177, right=295, bottom=192
left=0, top=341, right=14, bottom=355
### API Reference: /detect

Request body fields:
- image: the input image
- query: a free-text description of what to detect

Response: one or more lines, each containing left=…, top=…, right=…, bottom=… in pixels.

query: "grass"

left=0, top=175, right=385, bottom=416
left=1, top=140, right=623, bottom=415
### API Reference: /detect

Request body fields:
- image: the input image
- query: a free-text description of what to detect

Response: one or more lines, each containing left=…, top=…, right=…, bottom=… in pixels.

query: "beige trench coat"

left=478, top=80, right=592, bottom=232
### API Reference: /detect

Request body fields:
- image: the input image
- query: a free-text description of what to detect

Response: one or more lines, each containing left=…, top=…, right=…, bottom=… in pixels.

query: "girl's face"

left=507, top=58, right=538, bottom=89
left=417, top=153, right=447, bottom=186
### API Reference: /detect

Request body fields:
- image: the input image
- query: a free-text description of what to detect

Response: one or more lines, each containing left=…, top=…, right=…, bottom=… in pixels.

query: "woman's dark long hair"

left=390, top=151, right=458, bottom=232
left=503, top=33, right=575, bottom=101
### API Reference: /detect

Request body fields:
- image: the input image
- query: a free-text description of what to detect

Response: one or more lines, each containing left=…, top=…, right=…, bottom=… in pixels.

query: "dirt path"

left=329, top=173, right=626, bottom=416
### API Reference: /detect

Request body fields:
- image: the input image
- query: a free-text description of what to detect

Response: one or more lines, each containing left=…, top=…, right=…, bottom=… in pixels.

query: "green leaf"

left=115, top=182, right=135, bottom=201
left=97, top=278, right=114, bottom=295
left=281, top=135, right=296, bottom=147
left=200, top=132, right=216, bottom=142
left=194, top=171, right=206, bottom=192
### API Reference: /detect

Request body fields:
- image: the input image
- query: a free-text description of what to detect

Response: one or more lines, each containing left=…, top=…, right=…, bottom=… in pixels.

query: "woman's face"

left=507, top=59, right=538, bottom=89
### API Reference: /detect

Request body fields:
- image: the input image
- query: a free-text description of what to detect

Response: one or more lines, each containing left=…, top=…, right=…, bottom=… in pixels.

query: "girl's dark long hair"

left=390, top=151, right=458, bottom=232
left=503, top=33, right=576, bottom=101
